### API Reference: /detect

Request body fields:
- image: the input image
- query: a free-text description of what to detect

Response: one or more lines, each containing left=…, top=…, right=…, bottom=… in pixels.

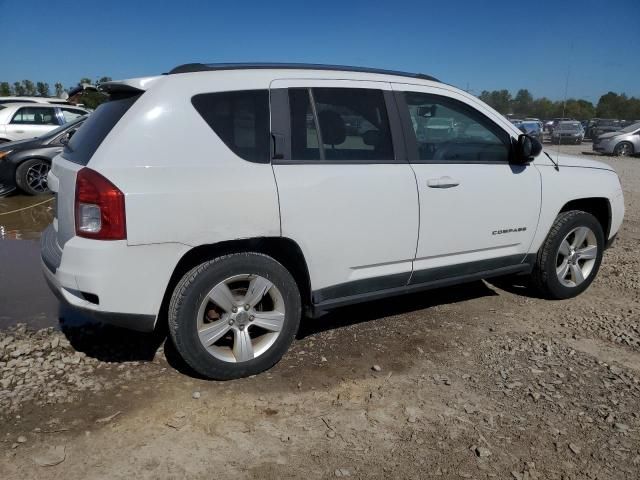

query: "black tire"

left=614, top=142, right=634, bottom=157
left=531, top=210, right=604, bottom=300
left=168, top=253, right=301, bottom=380
left=15, top=158, right=51, bottom=195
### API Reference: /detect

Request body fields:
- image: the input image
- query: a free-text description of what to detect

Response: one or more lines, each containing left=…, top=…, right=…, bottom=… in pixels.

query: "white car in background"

left=42, top=63, right=625, bottom=380
left=0, top=96, right=75, bottom=106
left=0, top=103, right=89, bottom=143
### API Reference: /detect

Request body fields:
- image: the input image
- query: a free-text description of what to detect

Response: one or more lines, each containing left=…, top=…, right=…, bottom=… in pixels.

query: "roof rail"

left=168, top=62, right=439, bottom=82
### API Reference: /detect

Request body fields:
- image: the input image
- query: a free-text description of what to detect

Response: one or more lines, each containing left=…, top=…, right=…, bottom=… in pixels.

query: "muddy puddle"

left=0, top=194, right=60, bottom=329
left=0, top=193, right=55, bottom=240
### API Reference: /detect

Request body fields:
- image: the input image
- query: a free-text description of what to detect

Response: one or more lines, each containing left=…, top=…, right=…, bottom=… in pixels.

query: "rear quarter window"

left=191, top=90, right=270, bottom=163
left=62, top=94, right=140, bottom=166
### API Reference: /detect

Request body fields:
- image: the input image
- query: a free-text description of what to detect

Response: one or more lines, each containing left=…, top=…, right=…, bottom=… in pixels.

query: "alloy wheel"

left=555, top=226, right=598, bottom=287
left=25, top=161, right=50, bottom=193
left=196, top=274, right=285, bottom=363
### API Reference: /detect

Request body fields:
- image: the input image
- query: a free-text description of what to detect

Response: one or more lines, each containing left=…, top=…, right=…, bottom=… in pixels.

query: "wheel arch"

left=157, top=237, right=312, bottom=325
left=559, top=197, right=611, bottom=239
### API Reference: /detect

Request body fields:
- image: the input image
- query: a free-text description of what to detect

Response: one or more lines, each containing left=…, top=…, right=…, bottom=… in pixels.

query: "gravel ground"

left=1, top=145, right=639, bottom=479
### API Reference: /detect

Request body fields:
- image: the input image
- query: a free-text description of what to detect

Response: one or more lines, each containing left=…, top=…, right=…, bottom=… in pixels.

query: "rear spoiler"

left=99, top=76, right=161, bottom=94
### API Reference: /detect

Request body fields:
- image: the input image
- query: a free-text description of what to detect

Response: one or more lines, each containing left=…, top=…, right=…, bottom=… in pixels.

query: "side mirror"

left=60, top=129, right=76, bottom=146
left=513, top=134, right=542, bottom=164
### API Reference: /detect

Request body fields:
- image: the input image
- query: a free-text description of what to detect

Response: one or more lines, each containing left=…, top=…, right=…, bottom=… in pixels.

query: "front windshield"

left=557, top=122, right=581, bottom=131
left=620, top=122, right=640, bottom=133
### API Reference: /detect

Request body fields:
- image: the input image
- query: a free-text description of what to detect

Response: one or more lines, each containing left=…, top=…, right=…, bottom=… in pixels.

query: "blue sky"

left=2, top=0, right=639, bottom=101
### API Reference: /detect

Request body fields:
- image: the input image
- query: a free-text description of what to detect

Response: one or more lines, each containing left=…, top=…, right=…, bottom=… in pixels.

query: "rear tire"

left=168, top=253, right=301, bottom=380
left=531, top=210, right=604, bottom=299
left=15, top=159, right=51, bottom=195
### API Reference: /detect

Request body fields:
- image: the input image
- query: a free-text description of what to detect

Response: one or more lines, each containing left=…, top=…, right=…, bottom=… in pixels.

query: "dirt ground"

left=1, top=145, right=639, bottom=479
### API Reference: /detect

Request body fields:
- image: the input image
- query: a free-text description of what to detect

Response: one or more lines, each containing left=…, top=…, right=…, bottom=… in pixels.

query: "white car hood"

left=536, top=151, right=614, bottom=171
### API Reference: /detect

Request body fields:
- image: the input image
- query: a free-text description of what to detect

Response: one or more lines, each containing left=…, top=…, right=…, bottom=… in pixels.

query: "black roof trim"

left=168, top=63, right=439, bottom=82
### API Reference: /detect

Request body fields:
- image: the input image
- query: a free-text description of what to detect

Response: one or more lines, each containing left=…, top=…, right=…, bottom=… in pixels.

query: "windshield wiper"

left=545, top=151, right=560, bottom=171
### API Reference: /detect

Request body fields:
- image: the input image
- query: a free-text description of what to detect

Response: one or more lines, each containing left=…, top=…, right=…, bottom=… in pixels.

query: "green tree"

left=512, top=89, right=533, bottom=115
left=596, top=92, right=626, bottom=118
left=530, top=97, right=554, bottom=119
left=79, top=77, right=93, bottom=86
left=478, top=89, right=512, bottom=114
left=54, top=82, right=65, bottom=98
left=13, top=82, right=25, bottom=96
left=97, top=76, right=112, bottom=85
left=0, top=82, right=11, bottom=96
left=36, top=82, right=50, bottom=97
left=22, top=80, right=36, bottom=96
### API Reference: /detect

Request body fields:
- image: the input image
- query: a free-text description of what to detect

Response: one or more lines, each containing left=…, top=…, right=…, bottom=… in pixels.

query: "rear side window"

left=61, top=108, right=85, bottom=123
left=11, top=107, right=58, bottom=125
left=192, top=90, right=270, bottom=163
left=289, top=88, right=394, bottom=161
left=63, top=94, right=140, bottom=166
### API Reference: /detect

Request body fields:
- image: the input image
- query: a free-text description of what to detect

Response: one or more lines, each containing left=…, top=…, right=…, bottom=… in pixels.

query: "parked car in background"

left=519, top=121, right=543, bottom=141
left=551, top=121, right=584, bottom=144
left=0, top=96, right=74, bottom=106
left=42, top=63, right=624, bottom=380
left=524, top=117, right=544, bottom=132
left=592, top=121, right=640, bottom=156
left=0, top=115, right=87, bottom=194
left=0, top=103, right=88, bottom=143
left=547, top=118, right=574, bottom=134
left=587, top=119, right=620, bottom=139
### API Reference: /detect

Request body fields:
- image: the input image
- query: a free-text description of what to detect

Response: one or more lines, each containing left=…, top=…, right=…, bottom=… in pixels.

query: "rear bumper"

left=41, top=224, right=189, bottom=332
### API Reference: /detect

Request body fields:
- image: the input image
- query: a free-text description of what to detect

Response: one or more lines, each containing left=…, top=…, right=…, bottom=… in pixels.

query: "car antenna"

left=551, top=42, right=574, bottom=171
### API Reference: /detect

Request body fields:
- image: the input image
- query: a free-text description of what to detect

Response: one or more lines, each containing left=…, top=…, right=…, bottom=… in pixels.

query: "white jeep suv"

left=42, top=63, right=625, bottom=379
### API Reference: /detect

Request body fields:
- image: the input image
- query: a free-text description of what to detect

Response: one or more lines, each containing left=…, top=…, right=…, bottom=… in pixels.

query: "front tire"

left=15, top=159, right=51, bottom=195
left=614, top=142, right=633, bottom=157
left=168, top=253, right=301, bottom=380
left=531, top=210, right=604, bottom=299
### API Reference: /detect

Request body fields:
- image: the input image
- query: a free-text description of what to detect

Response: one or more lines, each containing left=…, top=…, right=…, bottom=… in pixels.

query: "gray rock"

left=34, top=445, right=66, bottom=466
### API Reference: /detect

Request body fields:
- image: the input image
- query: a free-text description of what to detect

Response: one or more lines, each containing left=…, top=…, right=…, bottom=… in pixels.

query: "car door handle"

left=15, top=130, right=24, bottom=133
left=427, top=176, right=460, bottom=188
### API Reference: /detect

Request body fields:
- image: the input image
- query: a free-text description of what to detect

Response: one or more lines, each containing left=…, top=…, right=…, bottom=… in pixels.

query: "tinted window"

left=11, top=107, right=58, bottom=125
left=289, top=89, right=321, bottom=160
left=310, top=88, right=393, bottom=161
left=192, top=90, right=270, bottom=163
left=403, top=92, right=509, bottom=162
left=63, top=94, right=140, bottom=166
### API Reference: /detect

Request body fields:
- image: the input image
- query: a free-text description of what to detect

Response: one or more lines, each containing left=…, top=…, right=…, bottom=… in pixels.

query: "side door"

left=392, top=83, right=541, bottom=283
left=6, top=106, right=61, bottom=141
left=270, top=79, right=419, bottom=307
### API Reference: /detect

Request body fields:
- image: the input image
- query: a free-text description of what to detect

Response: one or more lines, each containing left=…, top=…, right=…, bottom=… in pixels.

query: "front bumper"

left=40, top=225, right=188, bottom=332
left=592, top=142, right=613, bottom=154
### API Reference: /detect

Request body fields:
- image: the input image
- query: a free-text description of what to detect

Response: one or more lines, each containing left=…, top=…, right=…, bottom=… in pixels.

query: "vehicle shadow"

left=297, top=280, right=498, bottom=339
left=484, top=274, right=544, bottom=299
left=59, top=306, right=166, bottom=363
left=60, top=280, right=500, bottom=378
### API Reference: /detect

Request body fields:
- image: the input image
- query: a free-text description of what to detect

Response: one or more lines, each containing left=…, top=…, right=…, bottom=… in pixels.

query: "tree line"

left=478, top=89, right=640, bottom=121
left=0, top=77, right=112, bottom=109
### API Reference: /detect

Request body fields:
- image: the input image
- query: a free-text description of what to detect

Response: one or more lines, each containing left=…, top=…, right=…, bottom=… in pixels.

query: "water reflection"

left=0, top=194, right=54, bottom=240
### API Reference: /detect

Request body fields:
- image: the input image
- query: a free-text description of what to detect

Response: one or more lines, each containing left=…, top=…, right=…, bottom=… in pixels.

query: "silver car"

left=551, top=121, right=584, bottom=144
left=593, top=122, right=640, bottom=156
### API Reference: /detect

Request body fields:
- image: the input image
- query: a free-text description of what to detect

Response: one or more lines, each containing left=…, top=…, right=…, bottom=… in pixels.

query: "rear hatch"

left=48, top=77, right=158, bottom=247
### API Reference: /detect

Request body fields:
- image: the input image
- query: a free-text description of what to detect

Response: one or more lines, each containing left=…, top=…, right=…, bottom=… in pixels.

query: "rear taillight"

left=75, top=168, right=126, bottom=240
